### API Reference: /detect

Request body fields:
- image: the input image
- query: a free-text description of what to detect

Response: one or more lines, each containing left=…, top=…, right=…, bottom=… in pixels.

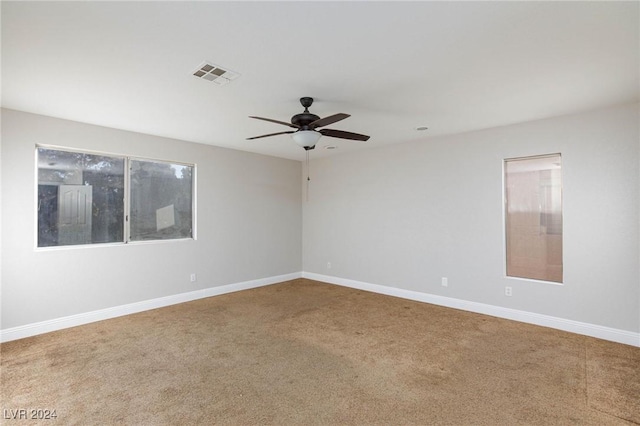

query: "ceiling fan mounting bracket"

left=300, top=97, right=314, bottom=109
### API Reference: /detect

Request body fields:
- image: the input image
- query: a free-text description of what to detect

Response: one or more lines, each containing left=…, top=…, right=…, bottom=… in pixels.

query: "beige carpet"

left=1, top=278, right=639, bottom=425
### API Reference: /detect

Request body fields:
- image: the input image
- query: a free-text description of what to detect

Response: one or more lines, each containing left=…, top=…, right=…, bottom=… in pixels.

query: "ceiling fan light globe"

left=292, top=130, right=321, bottom=148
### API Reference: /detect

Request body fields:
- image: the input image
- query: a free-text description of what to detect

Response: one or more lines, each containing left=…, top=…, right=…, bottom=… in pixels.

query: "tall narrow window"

left=505, top=154, right=562, bottom=283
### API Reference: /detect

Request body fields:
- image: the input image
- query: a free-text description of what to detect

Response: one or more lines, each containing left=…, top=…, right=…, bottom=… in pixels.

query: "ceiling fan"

left=247, top=97, right=370, bottom=150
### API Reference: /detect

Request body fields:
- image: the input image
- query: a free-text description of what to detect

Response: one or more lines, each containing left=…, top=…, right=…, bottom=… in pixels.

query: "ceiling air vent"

left=192, top=62, right=240, bottom=86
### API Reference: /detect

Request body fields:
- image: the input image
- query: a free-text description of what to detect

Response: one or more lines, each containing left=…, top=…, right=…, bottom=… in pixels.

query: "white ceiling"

left=2, top=1, right=638, bottom=161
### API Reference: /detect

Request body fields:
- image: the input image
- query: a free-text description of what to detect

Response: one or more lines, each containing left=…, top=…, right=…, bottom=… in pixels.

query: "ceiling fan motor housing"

left=291, top=112, right=320, bottom=129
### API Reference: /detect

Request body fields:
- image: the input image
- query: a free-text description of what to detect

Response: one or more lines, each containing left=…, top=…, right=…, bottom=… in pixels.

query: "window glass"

left=505, top=154, right=562, bottom=283
left=37, top=148, right=125, bottom=247
left=129, top=159, right=193, bottom=241
left=37, top=147, right=195, bottom=248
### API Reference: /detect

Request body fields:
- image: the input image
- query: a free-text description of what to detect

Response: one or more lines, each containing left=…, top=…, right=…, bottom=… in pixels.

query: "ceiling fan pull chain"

left=306, top=150, right=310, bottom=202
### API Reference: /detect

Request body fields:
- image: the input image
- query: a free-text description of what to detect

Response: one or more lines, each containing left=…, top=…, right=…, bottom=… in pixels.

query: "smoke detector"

left=192, top=62, right=240, bottom=86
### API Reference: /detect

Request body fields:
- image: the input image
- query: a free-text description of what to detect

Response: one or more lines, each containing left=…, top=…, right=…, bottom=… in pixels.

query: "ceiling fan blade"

left=309, top=113, right=350, bottom=129
left=249, top=116, right=299, bottom=129
left=319, top=128, right=370, bottom=141
left=246, top=131, right=295, bottom=140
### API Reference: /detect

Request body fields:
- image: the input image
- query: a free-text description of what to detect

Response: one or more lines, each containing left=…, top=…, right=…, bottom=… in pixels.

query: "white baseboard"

left=0, top=272, right=302, bottom=343
left=3, top=271, right=638, bottom=347
left=303, top=272, right=640, bottom=348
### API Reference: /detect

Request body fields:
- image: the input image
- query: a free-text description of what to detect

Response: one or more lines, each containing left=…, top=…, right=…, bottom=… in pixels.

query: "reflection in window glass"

left=129, top=159, right=193, bottom=241
left=505, top=154, right=562, bottom=283
left=37, top=148, right=125, bottom=247
left=37, top=147, right=195, bottom=248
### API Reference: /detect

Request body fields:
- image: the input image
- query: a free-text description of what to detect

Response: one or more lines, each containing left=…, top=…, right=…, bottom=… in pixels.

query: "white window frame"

left=35, top=145, right=197, bottom=250
left=503, top=153, right=563, bottom=284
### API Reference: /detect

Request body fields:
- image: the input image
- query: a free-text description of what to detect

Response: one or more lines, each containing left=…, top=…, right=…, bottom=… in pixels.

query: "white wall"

left=303, top=103, right=640, bottom=334
left=1, top=109, right=302, bottom=330
left=2, top=104, right=638, bottom=343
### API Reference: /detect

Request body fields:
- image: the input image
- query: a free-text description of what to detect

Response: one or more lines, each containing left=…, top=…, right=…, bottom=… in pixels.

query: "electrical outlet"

left=190, top=273, right=197, bottom=283
left=327, top=262, right=331, bottom=269
left=441, top=277, right=448, bottom=287
left=505, top=286, right=512, bottom=297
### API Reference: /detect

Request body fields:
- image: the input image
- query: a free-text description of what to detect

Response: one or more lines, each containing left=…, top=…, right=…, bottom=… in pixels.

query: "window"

left=37, top=148, right=125, bottom=247
left=129, top=159, right=193, bottom=241
left=504, top=154, right=562, bottom=283
left=37, top=147, right=194, bottom=248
